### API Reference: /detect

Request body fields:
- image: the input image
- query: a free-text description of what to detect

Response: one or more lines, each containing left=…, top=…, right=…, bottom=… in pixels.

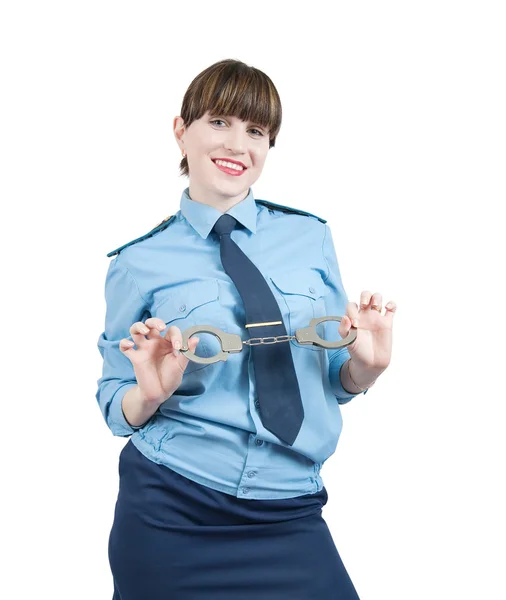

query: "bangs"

left=181, top=60, right=282, bottom=140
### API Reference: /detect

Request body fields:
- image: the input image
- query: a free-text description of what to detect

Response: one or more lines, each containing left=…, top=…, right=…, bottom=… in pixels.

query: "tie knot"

left=213, top=214, right=237, bottom=237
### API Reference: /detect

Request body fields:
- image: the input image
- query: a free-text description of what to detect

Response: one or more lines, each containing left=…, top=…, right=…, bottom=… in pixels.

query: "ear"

left=173, top=116, right=186, bottom=151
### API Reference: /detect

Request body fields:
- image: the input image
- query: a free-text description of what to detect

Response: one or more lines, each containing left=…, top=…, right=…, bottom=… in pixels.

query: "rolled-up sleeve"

left=321, top=224, right=367, bottom=404
left=96, top=257, right=150, bottom=436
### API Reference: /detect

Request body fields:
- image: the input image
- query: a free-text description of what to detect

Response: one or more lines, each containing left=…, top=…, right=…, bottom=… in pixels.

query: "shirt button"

left=242, top=487, right=250, bottom=494
left=255, top=439, right=264, bottom=446
left=179, top=304, right=186, bottom=312
left=247, top=471, right=256, bottom=478
left=309, top=286, right=315, bottom=294
left=254, top=399, right=260, bottom=409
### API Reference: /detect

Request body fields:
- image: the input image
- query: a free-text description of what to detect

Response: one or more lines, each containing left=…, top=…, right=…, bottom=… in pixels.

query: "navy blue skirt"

left=109, top=440, right=360, bottom=599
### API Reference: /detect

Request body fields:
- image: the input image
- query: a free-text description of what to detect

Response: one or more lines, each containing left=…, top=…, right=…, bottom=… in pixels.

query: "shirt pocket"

left=269, top=269, right=329, bottom=346
left=153, top=279, right=222, bottom=374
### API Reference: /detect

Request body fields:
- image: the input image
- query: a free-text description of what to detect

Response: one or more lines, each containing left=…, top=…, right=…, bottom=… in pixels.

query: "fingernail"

left=174, top=341, right=181, bottom=350
left=125, top=341, right=134, bottom=347
left=157, top=324, right=165, bottom=330
left=353, top=319, right=359, bottom=327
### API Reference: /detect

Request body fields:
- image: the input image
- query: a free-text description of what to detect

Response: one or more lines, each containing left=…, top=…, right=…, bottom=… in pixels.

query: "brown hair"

left=178, top=59, right=282, bottom=177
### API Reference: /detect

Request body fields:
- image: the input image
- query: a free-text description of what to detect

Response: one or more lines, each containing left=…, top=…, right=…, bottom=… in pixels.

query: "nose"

left=224, top=126, right=247, bottom=154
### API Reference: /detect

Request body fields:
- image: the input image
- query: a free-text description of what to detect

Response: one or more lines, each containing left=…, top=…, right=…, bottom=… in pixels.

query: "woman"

left=96, top=58, right=396, bottom=599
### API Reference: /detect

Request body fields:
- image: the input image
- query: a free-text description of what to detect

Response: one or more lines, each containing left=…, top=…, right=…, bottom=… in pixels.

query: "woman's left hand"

left=338, top=291, right=397, bottom=371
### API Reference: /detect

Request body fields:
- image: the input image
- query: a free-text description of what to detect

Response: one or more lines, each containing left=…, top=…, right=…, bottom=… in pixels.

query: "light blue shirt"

left=96, top=187, right=366, bottom=500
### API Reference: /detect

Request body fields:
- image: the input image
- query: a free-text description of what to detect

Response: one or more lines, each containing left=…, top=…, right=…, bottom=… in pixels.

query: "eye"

left=210, top=118, right=265, bottom=137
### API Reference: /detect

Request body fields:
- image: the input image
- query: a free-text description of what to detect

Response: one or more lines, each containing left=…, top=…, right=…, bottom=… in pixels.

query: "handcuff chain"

left=243, top=335, right=296, bottom=346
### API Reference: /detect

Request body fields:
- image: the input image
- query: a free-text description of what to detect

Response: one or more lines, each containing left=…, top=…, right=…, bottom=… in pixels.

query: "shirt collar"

left=179, top=187, right=258, bottom=239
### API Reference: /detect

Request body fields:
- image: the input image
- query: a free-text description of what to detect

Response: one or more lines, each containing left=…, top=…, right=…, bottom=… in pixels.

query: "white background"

left=1, top=1, right=504, bottom=598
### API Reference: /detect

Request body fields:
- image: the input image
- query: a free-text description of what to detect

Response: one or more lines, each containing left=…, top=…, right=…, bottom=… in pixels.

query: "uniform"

left=96, top=187, right=364, bottom=598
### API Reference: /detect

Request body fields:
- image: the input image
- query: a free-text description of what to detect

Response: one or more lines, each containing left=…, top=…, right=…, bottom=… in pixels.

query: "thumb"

left=339, top=315, right=351, bottom=339
left=178, top=336, right=200, bottom=364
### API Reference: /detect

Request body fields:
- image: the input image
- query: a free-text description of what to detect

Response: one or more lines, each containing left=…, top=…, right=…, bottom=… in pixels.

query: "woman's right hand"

left=119, top=318, right=200, bottom=408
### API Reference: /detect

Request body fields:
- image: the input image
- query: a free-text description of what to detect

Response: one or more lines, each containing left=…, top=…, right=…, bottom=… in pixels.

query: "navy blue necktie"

left=213, top=214, right=304, bottom=446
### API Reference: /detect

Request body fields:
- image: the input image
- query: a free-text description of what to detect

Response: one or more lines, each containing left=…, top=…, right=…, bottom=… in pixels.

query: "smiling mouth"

left=212, top=159, right=247, bottom=175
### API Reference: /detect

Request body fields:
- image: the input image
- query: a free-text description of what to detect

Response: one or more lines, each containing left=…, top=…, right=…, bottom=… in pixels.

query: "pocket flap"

left=154, top=279, right=219, bottom=322
left=270, top=269, right=328, bottom=300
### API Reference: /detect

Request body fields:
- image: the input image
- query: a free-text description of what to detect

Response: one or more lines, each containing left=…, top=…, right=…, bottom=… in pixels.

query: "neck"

left=188, top=183, right=250, bottom=213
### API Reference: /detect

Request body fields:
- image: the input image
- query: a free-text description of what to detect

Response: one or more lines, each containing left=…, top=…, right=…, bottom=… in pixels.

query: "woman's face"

left=174, top=111, right=270, bottom=209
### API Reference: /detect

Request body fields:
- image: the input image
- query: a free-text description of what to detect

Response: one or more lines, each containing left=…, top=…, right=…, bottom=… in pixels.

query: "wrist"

left=122, top=385, right=164, bottom=428
left=136, top=384, right=173, bottom=410
left=342, top=359, right=384, bottom=394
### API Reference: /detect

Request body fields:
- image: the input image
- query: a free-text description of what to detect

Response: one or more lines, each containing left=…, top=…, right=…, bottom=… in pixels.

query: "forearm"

left=340, top=358, right=386, bottom=394
left=122, top=385, right=160, bottom=428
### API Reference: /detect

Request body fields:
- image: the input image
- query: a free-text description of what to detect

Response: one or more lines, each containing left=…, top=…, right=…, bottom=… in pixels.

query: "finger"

left=345, top=302, right=360, bottom=327
left=129, top=321, right=150, bottom=345
left=162, top=325, right=184, bottom=356
left=186, top=335, right=200, bottom=354
left=360, top=291, right=373, bottom=310
left=119, top=338, right=136, bottom=358
left=338, top=315, right=352, bottom=339
left=163, top=325, right=181, bottom=342
left=370, top=292, right=383, bottom=312
left=145, top=317, right=167, bottom=339
left=384, top=301, right=398, bottom=324
left=174, top=337, right=200, bottom=374
left=189, top=336, right=201, bottom=356
left=177, top=335, right=200, bottom=359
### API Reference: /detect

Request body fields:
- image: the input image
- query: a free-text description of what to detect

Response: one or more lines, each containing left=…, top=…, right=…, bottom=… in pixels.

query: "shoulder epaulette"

left=255, top=199, right=326, bottom=224
left=106, top=215, right=176, bottom=257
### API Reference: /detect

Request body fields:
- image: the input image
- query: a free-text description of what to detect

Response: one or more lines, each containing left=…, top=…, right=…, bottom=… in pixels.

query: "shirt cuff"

left=107, top=383, right=143, bottom=436
left=329, top=351, right=367, bottom=404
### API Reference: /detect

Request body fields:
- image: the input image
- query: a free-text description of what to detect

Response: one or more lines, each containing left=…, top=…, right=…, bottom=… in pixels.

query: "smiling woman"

left=176, top=58, right=282, bottom=178
left=172, top=59, right=282, bottom=211
left=96, top=58, right=382, bottom=600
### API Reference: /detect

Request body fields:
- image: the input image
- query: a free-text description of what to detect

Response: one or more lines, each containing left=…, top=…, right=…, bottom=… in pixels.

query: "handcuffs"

left=180, top=316, right=356, bottom=364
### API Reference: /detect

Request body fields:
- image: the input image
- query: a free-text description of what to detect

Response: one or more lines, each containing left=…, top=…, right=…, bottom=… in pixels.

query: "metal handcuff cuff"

left=179, top=316, right=357, bottom=364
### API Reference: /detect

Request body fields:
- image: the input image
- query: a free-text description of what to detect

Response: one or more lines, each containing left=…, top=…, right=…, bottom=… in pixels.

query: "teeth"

left=214, top=159, right=244, bottom=171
